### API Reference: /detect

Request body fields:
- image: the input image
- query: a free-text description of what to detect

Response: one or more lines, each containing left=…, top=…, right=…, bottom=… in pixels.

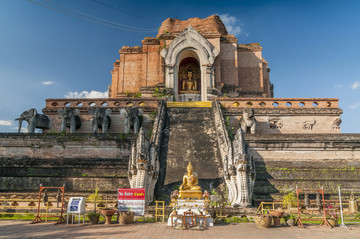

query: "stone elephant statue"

left=57, top=108, right=81, bottom=133
left=120, top=107, right=143, bottom=133
left=239, top=108, right=256, bottom=134
left=15, top=108, right=52, bottom=133
left=88, top=108, right=112, bottom=133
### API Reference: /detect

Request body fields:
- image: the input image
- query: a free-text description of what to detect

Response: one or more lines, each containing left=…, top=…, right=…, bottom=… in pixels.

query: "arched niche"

left=178, top=56, right=201, bottom=94
left=161, top=26, right=219, bottom=101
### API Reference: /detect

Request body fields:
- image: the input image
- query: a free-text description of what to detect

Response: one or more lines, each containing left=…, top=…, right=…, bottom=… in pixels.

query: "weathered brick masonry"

left=0, top=133, right=134, bottom=194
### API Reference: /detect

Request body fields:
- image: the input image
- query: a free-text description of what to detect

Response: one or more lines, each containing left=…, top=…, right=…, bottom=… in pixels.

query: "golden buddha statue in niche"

left=179, top=162, right=202, bottom=199
left=181, top=69, right=198, bottom=91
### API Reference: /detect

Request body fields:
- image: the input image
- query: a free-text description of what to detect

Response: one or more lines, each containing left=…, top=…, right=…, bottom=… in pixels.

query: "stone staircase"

left=154, top=104, right=224, bottom=201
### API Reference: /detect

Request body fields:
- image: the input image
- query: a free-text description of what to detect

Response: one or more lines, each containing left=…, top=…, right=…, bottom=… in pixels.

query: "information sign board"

left=67, top=197, right=86, bottom=214
left=118, top=188, right=145, bottom=216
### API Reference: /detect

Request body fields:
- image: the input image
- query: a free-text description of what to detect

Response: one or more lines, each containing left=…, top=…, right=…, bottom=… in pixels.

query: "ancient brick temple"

left=1, top=16, right=360, bottom=206
left=109, top=15, right=271, bottom=101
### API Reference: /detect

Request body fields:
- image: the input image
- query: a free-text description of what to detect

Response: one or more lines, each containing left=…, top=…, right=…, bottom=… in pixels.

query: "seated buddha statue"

left=181, top=69, right=198, bottom=91
left=179, top=162, right=202, bottom=199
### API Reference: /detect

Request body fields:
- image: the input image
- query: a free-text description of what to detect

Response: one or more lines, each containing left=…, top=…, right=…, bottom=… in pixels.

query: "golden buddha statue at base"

left=179, top=162, right=202, bottom=199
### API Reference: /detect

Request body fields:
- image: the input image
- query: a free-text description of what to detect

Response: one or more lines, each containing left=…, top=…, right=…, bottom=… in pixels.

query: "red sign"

left=118, top=188, right=145, bottom=200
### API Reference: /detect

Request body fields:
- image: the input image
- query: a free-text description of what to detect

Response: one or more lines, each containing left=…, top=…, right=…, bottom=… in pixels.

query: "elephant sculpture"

left=15, top=108, right=52, bottom=133
left=88, top=107, right=112, bottom=133
left=239, top=108, right=256, bottom=134
left=120, top=107, right=142, bottom=133
left=57, top=108, right=81, bottom=133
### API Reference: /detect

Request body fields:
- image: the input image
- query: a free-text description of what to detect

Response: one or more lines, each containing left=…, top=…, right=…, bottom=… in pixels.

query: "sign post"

left=67, top=197, right=86, bottom=225
left=118, top=188, right=145, bottom=217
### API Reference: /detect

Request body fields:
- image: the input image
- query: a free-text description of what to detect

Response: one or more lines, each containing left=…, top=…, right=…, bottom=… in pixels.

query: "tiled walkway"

left=0, top=220, right=359, bottom=239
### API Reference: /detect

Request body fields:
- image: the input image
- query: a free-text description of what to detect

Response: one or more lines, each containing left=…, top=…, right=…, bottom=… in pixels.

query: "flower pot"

left=100, top=209, right=116, bottom=225
left=173, top=211, right=178, bottom=215
left=129, top=211, right=135, bottom=221
left=269, top=210, right=284, bottom=218
left=118, top=211, right=133, bottom=224
left=328, top=219, right=337, bottom=227
left=254, top=215, right=272, bottom=228
left=89, top=215, right=100, bottom=224
left=273, top=217, right=281, bottom=227
left=286, top=218, right=296, bottom=227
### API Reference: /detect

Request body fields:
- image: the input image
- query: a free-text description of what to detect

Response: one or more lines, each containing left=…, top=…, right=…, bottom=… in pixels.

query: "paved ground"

left=0, top=220, right=359, bottom=239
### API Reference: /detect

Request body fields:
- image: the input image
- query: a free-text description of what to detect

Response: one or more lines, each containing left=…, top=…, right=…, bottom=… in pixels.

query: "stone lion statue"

left=239, top=108, right=256, bottom=134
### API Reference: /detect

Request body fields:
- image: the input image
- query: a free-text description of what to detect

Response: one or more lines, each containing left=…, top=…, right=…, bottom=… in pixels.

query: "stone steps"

left=154, top=107, right=223, bottom=202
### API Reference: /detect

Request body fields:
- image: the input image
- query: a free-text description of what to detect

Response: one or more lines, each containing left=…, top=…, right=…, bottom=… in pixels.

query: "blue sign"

left=69, top=199, right=80, bottom=212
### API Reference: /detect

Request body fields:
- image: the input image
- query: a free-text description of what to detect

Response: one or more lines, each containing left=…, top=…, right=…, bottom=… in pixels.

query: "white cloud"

left=218, top=13, right=242, bottom=36
left=0, top=120, right=13, bottom=126
left=42, top=81, right=55, bottom=85
left=64, top=90, right=108, bottom=98
left=351, top=81, right=360, bottom=90
left=334, top=84, right=343, bottom=88
left=349, top=102, right=360, bottom=109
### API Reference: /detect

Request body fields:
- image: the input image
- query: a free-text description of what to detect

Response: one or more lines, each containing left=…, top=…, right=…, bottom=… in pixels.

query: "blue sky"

left=0, top=0, right=359, bottom=132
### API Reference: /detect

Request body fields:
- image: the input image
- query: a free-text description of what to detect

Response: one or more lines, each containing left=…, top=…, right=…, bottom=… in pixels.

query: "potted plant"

left=282, top=192, right=297, bottom=213
left=254, top=208, right=272, bottom=228
left=87, top=188, right=102, bottom=224
left=327, top=204, right=338, bottom=227
left=88, top=211, right=101, bottom=224
left=286, top=213, right=297, bottom=226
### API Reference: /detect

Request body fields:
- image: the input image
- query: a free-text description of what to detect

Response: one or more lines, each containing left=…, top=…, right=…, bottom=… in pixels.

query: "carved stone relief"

left=268, top=116, right=283, bottom=129
left=302, top=119, right=316, bottom=130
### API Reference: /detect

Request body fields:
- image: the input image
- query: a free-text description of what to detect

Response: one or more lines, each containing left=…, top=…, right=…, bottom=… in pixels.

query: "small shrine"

left=167, top=162, right=214, bottom=228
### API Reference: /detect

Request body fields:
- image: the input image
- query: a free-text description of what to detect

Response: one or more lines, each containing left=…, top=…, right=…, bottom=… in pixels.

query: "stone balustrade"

left=216, top=98, right=339, bottom=109
left=44, top=98, right=160, bottom=110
